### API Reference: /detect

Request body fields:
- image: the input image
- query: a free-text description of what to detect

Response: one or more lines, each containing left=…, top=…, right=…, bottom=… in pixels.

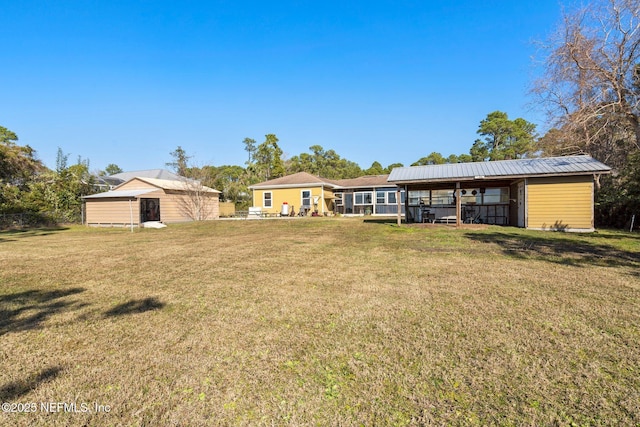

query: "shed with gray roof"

left=83, top=177, right=220, bottom=227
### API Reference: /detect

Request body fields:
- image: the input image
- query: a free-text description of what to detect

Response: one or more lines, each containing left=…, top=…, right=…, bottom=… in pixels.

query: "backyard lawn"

left=1, top=218, right=639, bottom=426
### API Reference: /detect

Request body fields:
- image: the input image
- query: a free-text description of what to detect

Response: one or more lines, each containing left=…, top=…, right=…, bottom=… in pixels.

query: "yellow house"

left=248, top=172, right=338, bottom=216
left=249, top=172, right=407, bottom=217
left=83, top=177, right=220, bottom=227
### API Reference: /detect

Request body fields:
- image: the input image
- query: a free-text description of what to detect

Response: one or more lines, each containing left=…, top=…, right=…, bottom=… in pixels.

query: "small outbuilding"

left=83, top=177, right=220, bottom=227
left=388, top=155, right=611, bottom=231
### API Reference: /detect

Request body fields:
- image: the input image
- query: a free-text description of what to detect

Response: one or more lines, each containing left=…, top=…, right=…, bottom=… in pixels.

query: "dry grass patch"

left=0, top=219, right=639, bottom=426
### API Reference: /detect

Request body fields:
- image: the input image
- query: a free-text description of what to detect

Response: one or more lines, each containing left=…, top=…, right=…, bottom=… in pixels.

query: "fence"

left=0, top=212, right=80, bottom=229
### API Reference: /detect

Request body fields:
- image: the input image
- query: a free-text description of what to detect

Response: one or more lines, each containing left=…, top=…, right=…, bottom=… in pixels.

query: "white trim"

left=263, top=191, right=273, bottom=208
left=300, top=189, right=312, bottom=209
left=354, top=191, right=373, bottom=205
left=249, top=182, right=339, bottom=190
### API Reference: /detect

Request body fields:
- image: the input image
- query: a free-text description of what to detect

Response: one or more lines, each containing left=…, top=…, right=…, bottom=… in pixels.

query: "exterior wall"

left=159, top=191, right=219, bottom=223
left=252, top=186, right=329, bottom=215
left=526, top=176, right=594, bottom=231
left=219, top=202, right=236, bottom=217
left=509, top=181, right=520, bottom=227
left=116, top=178, right=159, bottom=191
left=86, top=187, right=219, bottom=226
left=85, top=198, right=141, bottom=226
left=336, top=187, right=404, bottom=216
left=323, top=187, right=335, bottom=213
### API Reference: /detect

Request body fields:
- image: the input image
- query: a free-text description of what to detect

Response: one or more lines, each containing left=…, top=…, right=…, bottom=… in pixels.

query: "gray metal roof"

left=387, top=155, right=611, bottom=183
left=83, top=189, right=157, bottom=199
left=110, top=169, right=182, bottom=182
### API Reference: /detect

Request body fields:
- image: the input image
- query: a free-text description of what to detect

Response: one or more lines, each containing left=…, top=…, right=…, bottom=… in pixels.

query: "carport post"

left=396, top=186, right=402, bottom=226
left=456, top=182, right=461, bottom=227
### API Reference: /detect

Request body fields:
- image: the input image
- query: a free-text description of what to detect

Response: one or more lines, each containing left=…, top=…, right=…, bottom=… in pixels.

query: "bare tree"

left=533, top=0, right=640, bottom=168
left=176, top=176, right=219, bottom=221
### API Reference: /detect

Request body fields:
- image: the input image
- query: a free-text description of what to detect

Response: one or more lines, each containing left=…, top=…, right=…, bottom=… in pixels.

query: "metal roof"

left=331, top=175, right=392, bottom=188
left=387, top=155, right=611, bottom=183
left=110, top=169, right=183, bottom=182
left=83, top=189, right=158, bottom=199
left=127, top=177, right=220, bottom=193
left=249, top=172, right=393, bottom=190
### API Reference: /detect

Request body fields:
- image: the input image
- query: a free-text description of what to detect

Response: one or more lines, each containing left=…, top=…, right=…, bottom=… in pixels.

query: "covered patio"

left=388, top=156, right=611, bottom=231
left=402, top=180, right=512, bottom=225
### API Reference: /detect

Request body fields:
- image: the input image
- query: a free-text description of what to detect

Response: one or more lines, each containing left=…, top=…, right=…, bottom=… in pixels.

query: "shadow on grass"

left=0, top=227, right=71, bottom=243
left=465, top=231, right=640, bottom=269
left=104, top=297, right=165, bottom=317
left=0, top=366, right=64, bottom=401
left=0, top=288, right=87, bottom=336
left=363, top=218, right=399, bottom=224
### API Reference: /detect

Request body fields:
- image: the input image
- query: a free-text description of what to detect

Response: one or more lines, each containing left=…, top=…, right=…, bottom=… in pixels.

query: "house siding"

left=85, top=177, right=219, bottom=226
left=160, top=191, right=219, bottom=222
left=117, top=179, right=159, bottom=191
left=86, top=199, right=141, bottom=226
left=252, top=186, right=328, bottom=215
left=526, top=176, right=594, bottom=231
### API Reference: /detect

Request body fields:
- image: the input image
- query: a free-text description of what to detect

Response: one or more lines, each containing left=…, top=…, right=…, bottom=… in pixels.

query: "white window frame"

left=354, top=191, right=373, bottom=205
left=387, top=191, right=397, bottom=205
left=376, top=190, right=386, bottom=205
left=263, top=191, right=272, bottom=208
left=301, top=189, right=312, bottom=208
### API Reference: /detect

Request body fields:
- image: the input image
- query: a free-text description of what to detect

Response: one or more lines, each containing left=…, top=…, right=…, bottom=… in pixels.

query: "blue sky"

left=1, top=1, right=563, bottom=173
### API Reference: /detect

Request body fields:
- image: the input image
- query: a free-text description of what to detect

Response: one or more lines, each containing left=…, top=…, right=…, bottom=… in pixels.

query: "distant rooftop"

left=332, top=175, right=391, bottom=188
left=110, top=169, right=183, bottom=182
left=249, top=172, right=393, bottom=189
left=249, top=172, right=340, bottom=189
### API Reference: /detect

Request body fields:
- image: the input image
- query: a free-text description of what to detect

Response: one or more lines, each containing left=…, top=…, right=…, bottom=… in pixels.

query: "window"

left=408, top=190, right=429, bottom=206
left=482, top=188, right=509, bottom=204
left=387, top=191, right=397, bottom=205
left=263, top=192, right=272, bottom=208
left=432, top=189, right=454, bottom=205
left=335, top=193, right=343, bottom=206
left=301, top=190, right=311, bottom=207
left=376, top=191, right=386, bottom=204
left=461, top=188, right=481, bottom=205
left=354, top=191, right=372, bottom=205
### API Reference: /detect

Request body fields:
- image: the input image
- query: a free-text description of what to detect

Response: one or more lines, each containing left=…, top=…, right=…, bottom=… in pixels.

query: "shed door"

left=517, top=182, right=525, bottom=228
left=141, top=198, right=161, bottom=222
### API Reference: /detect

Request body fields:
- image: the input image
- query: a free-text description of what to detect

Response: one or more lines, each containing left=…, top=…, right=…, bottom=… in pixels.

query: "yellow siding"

left=323, top=188, right=335, bottom=213
left=219, top=202, right=235, bottom=217
left=527, top=176, right=593, bottom=231
left=252, top=186, right=333, bottom=215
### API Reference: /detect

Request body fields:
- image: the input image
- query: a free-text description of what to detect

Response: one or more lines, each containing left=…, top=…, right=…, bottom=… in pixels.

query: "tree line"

left=2, top=0, right=639, bottom=228
left=164, top=109, right=537, bottom=210
left=0, top=128, right=95, bottom=225
left=0, top=107, right=536, bottom=223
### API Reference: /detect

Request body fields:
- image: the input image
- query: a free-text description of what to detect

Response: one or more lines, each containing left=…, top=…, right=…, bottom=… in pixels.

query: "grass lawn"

left=1, top=218, right=639, bottom=426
